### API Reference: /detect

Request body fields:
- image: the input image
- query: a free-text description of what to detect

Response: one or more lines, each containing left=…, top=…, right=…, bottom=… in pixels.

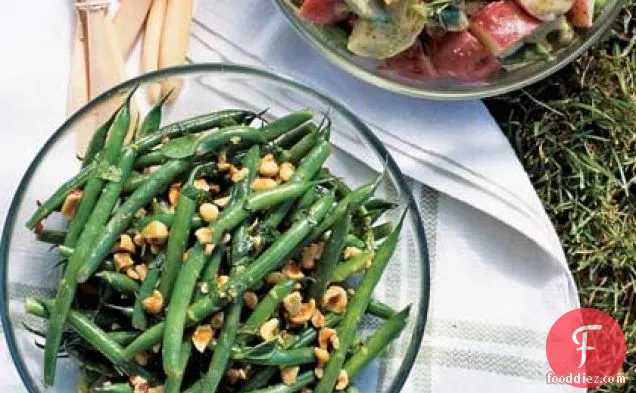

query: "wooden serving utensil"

left=159, top=0, right=193, bottom=102
left=113, top=0, right=154, bottom=58
left=142, top=0, right=167, bottom=104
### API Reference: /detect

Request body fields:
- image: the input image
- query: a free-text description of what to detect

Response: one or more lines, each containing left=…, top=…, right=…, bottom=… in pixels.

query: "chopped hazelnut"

left=231, top=167, right=249, bottom=183
left=61, top=189, right=82, bottom=219
left=311, top=309, right=325, bottom=329
left=314, top=368, right=324, bottom=380
left=301, top=243, right=323, bottom=269
left=280, top=366, right=300, bottom=385
left=149, top=386, right=164, bottom=393
left=289, top=299, right=316, bottom=325
left=217, top=275, right=230, bottom=288
left=265, top=271, right=286, bottom=285
left=210, top=312, right=225, bottom=329
left=135, top=264, right=148, bottom=281
left=259, top=154, right=280, bottom=177
left=118, top=234, right=136, bottom=254
left=204, top=244, right=216, bottom=256
left=135, top=208, right=147, bottom=219
left=192, top=324, right=214, bottom=352
left=134, top=351, right=150, bottom=366
left=142, top=220, right=169, bottom=245
left=259, top=318, right=280, bottom=341
left=243, top=291, right=259, bottom=309
left=168, top=183, right=181, bottom=206
left=314, top=347, right=330, bottom=364
left=322, top=286, right=348, bottom=314
left=283, top=292, right=303, bottom=316
left=278, top=162, right=295, bottom=182
left=251, top=177, right=277, bottom=191
left=195, top=227, right=214, bottom=245
left=282, top=261, right=304, bottom=279
left=114, top=252, right=134, bottom=272
left=226, top=368, right=247, bottom=384
left=214, top=196, right=230, bottom=208
left=199, top=203, right=219, bottom=223
left=133, top=232, right=146, bottom=246
left=343, top=247, right=362, bottom=260
left=335, top=370, right=349, bottom=390
left=318, top=328, right=339, bottom=351
left=150, top=244, right=163, bottom=254
left=142, top=290, right=164, bottom=314
left=193, top=178, right=210, bottom=191
left=127, top=268, right=141, bottom=281
left=130, top=376, right=149, bottom=393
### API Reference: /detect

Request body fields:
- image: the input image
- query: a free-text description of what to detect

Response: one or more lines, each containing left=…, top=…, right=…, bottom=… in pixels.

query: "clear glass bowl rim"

left=272, top=0, right=624, bottom=100
left=0, top=63, right=431, bottom=393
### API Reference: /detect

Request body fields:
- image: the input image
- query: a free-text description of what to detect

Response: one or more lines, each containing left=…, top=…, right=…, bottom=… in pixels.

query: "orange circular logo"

left=546, top=308, right=626, bottom=388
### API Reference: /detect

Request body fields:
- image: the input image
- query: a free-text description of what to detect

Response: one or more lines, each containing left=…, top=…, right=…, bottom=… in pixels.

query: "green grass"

left=485, top=2, right=636, bottom=391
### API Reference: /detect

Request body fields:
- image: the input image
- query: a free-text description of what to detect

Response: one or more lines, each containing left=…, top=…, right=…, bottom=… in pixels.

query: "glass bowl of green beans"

left=0, top=64, right=429, bottom=393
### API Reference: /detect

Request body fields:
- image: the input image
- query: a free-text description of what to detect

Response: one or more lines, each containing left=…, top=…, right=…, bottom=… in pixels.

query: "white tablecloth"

left=0, top=1, right=578, bottom=392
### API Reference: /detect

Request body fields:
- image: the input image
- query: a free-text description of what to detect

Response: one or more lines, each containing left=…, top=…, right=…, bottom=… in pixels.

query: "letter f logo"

left=572, top=325, right=602, bottom=368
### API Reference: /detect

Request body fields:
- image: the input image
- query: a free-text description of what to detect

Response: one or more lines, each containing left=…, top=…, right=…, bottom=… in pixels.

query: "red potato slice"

left=383, top=41, right=437, bottom=80
left=515, top=0, right=575, bottom=21
left=470, top=1, right=542, bottom=57
left=431, top=32, right=501, bottom=82
left=568, top=0, right=594, bottom=27
left=298, top=0, right=349, bottom=24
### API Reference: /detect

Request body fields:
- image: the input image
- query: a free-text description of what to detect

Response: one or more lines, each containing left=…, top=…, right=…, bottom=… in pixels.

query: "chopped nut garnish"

left=314, top=347, right=330, bottom=364
left=127, top=269, right=141, bottom=280
left=135, top=208, right=147, bottom=219
left=133, top=232, right=146, bottom=246
left=193, top=178, right=210, bottom=191
left=282, top=261, right=304, bottom=279
left=118, top=234, right=136, bottom=254
left=289, top=299, right=316, bottom=325
left=244, top=291, right=259, bottom=309
left=195, top=227, right=214, bottom=245
left=343, top=247, right=362, bottom=260
left=134, top=351, right=150, bottom=366
left=318, top=328, right=339, bottom=350
left=279, top=162, right=295, bottom=182
left=283, top=292, right=303, bottom=316
left=168, top=183, right=181, bottom=206
left=150, top=244, right=163, bottom=254
left=222, top=232, right=232, bottom=244
left=335, top=370, right=349, bottom=390
left=152, top=343, right=161, bottom=353
left=204, top=244, right=216, bottom=256
left=199, top=203, right=220, bottom=223
left=226, top=368, right=248, bottom=384
left=314, top=367, right=324, bottom=380
left=231, top=166, right=249, bottom=183
left=217, top=275, right=230, bottom=288
left=322, top=286, right=348, bottom=314
left=182, top=248, right=192, bottom=262
left=311, top=309, right=325, bottom=328
left=192, top=324, right=214, bottom=353
left=142, top=221, right=169, bottom=245
left=114, top=252, right=134, bottom=272
left=214, top=196, right=231, bottom=208
left=142, top=290, right=164, bottom=314
left=259, top=154, right=280, bottom=178
left=149, top=386, right=164, bottom=393
left=61, top=189, right=82, bottom=219
left=130, top=376, right=149, bottom=393
left=211, top=312, right=225, bottom=329
left=301, top=243, right=323, bottom=269
left=281, top=366, right=300, bottom=385
left=265, top=271, right=286, bottom=285
left=251, top=177, right=277, bottom=191
left=259, top=318, right=280, bottom=341
left=135, top=264, right=148, bottom=281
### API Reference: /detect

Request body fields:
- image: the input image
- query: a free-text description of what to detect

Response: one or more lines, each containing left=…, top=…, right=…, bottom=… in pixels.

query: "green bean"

left=247, top=182, right=324, bottom=212
left=44, top=102, right=133, bottom=385
left=132, top=254, right=163, bottom=330
left=138, top=92, right=170, bottom=140
left=30, top=298, right=150, bottom=382
left=93, top=382, right=133, bottom=393
left=278, top=130, right=319, bottom=164
left=263, top=141, right=331, bottom=228
left=329, top=252, right=374, bottom=283
left=241, top=279, right=297, bottom=336
left=103, top=302, right=135, bottom=318
left=372, top=222, right=393, bottom=240
left=309, top=211, right=351, bottom=301
left=123, top=195, right=333, bottom=359
left=194, top=244, right=224, bottom=302
left=134, top=150, right=168, bottom=169
left=133, top=213, right=204, bottom=231
left=314, top=211, right=405, bottom=393
left=367, top=299, right=397, bottom=319
left=271, top=122, right=315, bottom=150
left=346, top=386, right=361, bottom=393
left=344, top=306, right=410, bottom=378
left=96, top=271, right=140, bottom=294
left=364, top=198, right=399, bottom=212
left=36, top=230, right=67, bottom=245
left=195, top=126, right=267, bottom=157
left=64, top=100, right=132, bottom=247
left=259, top=110, right=313, bottom=141
left=162, top=243, right=208, bottom=377
left=200, top=298, right=243, bottom=392
left=82, top=110, right=117, bottom=169
left=77, top=159, right=190, bottom=283
left=106, top=331, right=140, bottom=347
left=243, top=371, right=314, bottom=393
left=151, top=198, right=173, bottom=215
left=345, top=234, right=366, bottom=249
left=165, top=338, right=192, bottom=393
left=122, top=170, right=146, bottom=193
left=26, top=165, right=92, bottom=230
left=235, top=346, right=315, bottom=366
left=158, top=181, right=197, bottom=300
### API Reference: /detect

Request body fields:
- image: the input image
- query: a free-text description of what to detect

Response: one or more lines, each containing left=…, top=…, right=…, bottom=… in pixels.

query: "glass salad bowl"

left=272, top=0, right=622, bottom=99
left=0, top=64, right=430, bottom=393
